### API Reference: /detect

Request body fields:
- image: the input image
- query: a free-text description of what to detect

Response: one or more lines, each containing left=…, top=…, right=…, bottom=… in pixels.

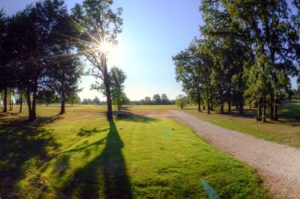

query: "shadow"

left=60, top=120, right=133, bottom=199
left=114, top=111, right=158, bottom=123
left=78, top=127, right=109, bottom=137
left=0, top=112, right=19, bottom=118
left=0, top=115, right=60, bottom=198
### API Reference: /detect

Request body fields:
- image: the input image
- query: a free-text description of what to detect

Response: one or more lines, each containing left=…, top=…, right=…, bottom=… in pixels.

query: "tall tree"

left=72, top=0, right=123, bottom=121
left=0, top=10, right=10, bottom=113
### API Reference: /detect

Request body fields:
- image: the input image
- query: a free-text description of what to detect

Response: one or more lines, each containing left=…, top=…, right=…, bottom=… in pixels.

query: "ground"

left=0, top=105, right=268, bottom=198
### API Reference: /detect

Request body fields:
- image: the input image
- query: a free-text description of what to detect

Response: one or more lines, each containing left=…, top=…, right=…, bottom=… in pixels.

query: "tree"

left=93, top=97, right=101, bottom=105
left=110, top=67, right=127, bottom=111
left=68, top=91, right=81, bottom=105
left=47, top=8, right=82, bottom=115
left=223, top=0, right=297, bottom=122
left=152, top=94, right=161, bottom=105
left=176, top=95, right=188, bottom=109
left=0, top=10, right=11, bottom=113
left=144, top=97, right=152, bottom=105
left=37, top=89, right=59, bottom=106
left=173, top=39, right=214, bottom=114
left=8, top=0, right=70, bottom=121
left=72, top=0, right=123, bottom=121
left=161, top=93, right=170, bottom=104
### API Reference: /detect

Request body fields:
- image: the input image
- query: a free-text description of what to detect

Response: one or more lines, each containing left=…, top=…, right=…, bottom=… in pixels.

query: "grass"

left=0, top=105, right=268, bottom=198
left=186, top=102, right=300, bottom=148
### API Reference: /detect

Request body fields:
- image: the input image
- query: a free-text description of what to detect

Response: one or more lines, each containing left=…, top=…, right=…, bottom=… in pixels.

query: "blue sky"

left=0, top=0, right=297, bottom=101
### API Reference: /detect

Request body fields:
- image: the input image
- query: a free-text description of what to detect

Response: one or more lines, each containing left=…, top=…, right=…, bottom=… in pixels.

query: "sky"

left=0, top=0, right=297, bottom=101
left=0, top=0, right=202, bottom=101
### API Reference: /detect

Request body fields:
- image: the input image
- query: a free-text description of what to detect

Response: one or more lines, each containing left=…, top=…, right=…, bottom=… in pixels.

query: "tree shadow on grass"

left=60, top=120, right=133, bottom=199
left=0, top=116, right=61, bottom=198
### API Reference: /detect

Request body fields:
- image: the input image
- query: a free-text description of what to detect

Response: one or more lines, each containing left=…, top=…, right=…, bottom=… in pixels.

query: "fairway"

left=0, top=106, right=268, bottom=198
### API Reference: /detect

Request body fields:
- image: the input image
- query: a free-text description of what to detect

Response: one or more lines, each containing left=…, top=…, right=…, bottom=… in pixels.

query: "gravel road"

left=170, top=110, right=300, bottom=199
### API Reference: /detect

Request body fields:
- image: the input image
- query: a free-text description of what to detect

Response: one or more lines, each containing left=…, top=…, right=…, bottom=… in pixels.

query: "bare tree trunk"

left=103, top=64, right=113, bottom=121
left=3, top=87, right=7, bottom=112
left=270, top=94, right=274, bottom=120
left=238, top=94, right=244, bottom=115
left=197, top=86, right=201, bottom=112
left=30, top=86, right=37, bottom=122
left=274, top=100, right=278, bottom=121
left=60, top=90, right=65, bottom=115
left=19, top=92, right=23, bottom=113
left=206, top=87, right=210, bottom=114
left=262, top=95, right=267, bottom=123
left=60, top=99, right=65, bottom=115
left=220, top=101, right=224, bottom=114
left=256, top=98, right=262, bottom=121
left=26, top=86, right=32, bottom=121
left=9, top=88, right=12, bottom=111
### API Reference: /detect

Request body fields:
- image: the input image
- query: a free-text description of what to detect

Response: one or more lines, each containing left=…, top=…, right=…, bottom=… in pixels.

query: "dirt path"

left=170, top=110, right=300, bottom=199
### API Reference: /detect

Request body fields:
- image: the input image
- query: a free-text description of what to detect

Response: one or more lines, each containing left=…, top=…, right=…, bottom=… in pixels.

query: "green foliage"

left=176, top=95, right=189, bottom=109
left=175, top=0, right=300, bottom=121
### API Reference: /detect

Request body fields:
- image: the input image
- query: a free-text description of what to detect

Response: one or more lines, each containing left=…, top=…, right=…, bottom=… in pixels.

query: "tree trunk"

left=262, top=96, right=267, bottom=123
left=104, top=65, right=113, bottom=121
left=19, top=92, right=23, bottom=113
left=60, top=90, right=65, bottom=115
left=26, top=86, right=33, bottom=121
left=274, top=101, right=278, bottom=121
left=30, top=86, right=37, bottom=122
left=256, top=98, right=262, bottom=121
left=238, top=94, right=244, bottom=115
left=197, top=87, right=201, bottom=112
left=60, top=100, right=65, bottom=115
left=220, top=101, right=224, bottom=114
left=228, top=100, right=231, bottom=114
left=9, top=88, right=13, bottom=111
left=3, top=87, right=7, bottom=112
left=270, top=94, right=274, bottom=120
left=206, top=87, right=210, bottom=114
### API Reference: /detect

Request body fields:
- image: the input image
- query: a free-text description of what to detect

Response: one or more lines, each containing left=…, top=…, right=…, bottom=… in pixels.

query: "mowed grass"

left=186, top=102, right=300, bottom=148
left=0, top=106, right=268, bottom=198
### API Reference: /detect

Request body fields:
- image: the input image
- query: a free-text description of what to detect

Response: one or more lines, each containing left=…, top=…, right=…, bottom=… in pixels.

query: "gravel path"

left=170, top=110, right=300, bottom=199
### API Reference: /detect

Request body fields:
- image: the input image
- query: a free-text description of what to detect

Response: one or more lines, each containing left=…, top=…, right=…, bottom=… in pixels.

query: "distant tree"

left=176, top=95, right=188, bottom=109
left=161, top=93, right=170, bottom=104
left=110, top=67, right=127, bottom=111
left=37, top=90, right=59, bottom=106
left=68, top=92, right=81, bottom=105
left=152, top=94, right=161, bottom=105
left=93, top=97, right=101, bottom=105
left=144, top=97, right=152, bottom=105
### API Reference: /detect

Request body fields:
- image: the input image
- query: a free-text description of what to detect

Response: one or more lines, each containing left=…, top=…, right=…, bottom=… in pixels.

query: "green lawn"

left=0, top=106, right=268, bottom=198
left=186, top=102, right=300, bottom=148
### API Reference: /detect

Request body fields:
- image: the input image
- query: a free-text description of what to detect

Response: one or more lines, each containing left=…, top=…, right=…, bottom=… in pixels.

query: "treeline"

left=138, top=94, right=174, bottom=105
left=173, top=0, right=300, bottom=122
left=0, top=0, right=125, bottom=121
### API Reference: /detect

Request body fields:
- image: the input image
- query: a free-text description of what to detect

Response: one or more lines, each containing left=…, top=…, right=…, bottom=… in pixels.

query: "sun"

left=98, top=39, right=124, bottom=66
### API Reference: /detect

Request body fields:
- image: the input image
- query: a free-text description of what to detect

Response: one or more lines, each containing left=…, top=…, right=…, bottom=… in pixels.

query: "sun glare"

left=98, top=40, right=124, bottom=66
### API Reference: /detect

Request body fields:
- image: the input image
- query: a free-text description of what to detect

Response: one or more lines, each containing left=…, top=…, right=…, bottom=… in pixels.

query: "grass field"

left=0, top=105, right=268, bottom=198
left=186, top=102, right=300, bottom=148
